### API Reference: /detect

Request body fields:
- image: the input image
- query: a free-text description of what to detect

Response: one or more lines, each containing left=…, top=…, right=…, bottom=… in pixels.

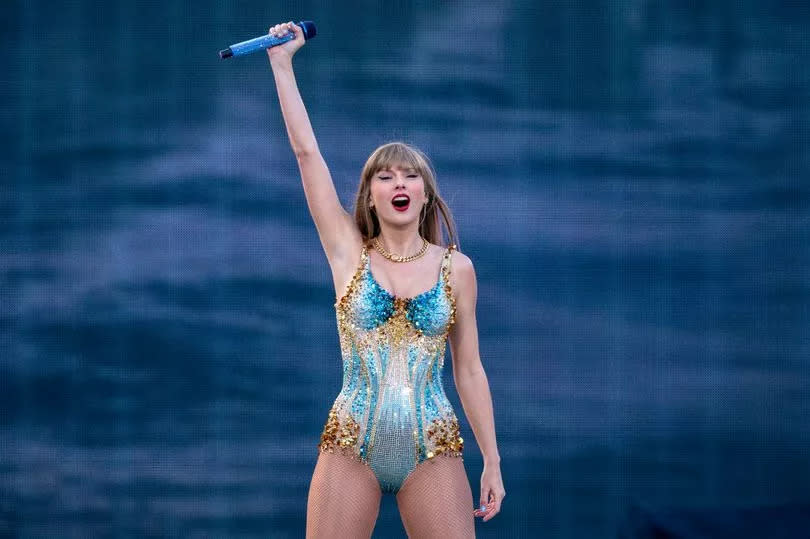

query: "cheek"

left=368, top=183, right=382, bottom=201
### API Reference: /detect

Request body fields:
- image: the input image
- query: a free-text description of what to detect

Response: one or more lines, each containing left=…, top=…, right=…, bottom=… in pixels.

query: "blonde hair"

left=354, top=142, right=459, bottom=248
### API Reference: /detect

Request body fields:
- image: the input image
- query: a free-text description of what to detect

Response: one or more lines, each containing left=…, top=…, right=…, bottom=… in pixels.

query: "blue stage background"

left=3, top=1, right=809, bottom=537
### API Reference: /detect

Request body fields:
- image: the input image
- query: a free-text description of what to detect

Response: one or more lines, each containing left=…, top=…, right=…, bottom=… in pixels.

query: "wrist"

left=269, top=55, right=294, bottom=69
left=484, top=454, right=501, bottom=465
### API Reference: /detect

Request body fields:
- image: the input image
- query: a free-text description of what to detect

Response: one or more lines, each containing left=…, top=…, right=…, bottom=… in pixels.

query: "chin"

left=382, top=213, right=418, bottom=226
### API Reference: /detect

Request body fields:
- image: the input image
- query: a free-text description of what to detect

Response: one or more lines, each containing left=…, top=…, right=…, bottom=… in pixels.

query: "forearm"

left=269, top=58, right=319, bottom=157
left=455, top=367, right=501, bottom=464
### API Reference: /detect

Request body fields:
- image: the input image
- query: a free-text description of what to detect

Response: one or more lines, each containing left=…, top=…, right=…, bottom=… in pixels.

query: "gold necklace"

left=372, top=236, right=429, bottom=262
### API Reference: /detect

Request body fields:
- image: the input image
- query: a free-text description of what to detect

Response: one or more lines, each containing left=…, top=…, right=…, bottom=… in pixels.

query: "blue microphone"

left=219, top=21, right=316, bottom=59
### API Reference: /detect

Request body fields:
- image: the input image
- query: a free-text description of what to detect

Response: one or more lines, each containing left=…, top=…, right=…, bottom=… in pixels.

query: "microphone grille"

left=299, top=21, right=317, bottom=40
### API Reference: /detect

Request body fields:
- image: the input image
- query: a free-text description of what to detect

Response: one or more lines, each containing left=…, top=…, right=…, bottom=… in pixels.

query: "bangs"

left=367, top=143, right=431, bottom=178
left=355, top=141, right=457, bottom=247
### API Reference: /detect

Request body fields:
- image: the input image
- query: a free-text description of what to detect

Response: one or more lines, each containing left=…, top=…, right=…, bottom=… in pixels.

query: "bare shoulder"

left=448, top=247, right=474, bottom=271
left=447, top=247, right=477, bottom=299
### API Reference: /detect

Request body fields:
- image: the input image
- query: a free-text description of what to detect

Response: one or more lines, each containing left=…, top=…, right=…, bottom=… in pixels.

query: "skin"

left=267, top=21, right=506, bottom=522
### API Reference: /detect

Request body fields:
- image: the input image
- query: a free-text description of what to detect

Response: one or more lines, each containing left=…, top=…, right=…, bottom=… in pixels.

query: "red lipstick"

left=391, top=194, right=410, bottom=212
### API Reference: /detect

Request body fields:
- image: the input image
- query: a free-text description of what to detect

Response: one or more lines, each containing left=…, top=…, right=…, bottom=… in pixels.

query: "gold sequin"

left=385, top=298, right=412, bottom=346
left=320, top=241, right=464, bottom=492
left=426, top=416, right=464, bottom=458
left=442, top=245, right=457, bottom=332
left=318, top=407, right=361, bottom=452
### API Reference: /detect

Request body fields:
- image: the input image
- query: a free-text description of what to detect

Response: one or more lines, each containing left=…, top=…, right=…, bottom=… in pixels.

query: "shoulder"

left=448, top=247, right=473, bottom=272
left=446, top=247, right=477, bottom=297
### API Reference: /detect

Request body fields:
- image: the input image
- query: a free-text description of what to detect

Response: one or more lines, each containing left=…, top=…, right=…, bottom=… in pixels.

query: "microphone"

left=219, top=21, right=316, bottom=59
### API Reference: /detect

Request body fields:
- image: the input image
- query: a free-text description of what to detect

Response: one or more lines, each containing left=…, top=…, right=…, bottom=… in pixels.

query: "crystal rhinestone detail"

left=320, top=242, right=462, bottom=493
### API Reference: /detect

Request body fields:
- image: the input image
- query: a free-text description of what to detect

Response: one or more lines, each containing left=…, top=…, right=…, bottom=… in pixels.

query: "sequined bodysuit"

left=317, top=242, right=464, bottom=494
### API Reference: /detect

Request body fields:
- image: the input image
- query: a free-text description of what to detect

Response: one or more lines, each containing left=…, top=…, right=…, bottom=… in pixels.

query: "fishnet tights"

left=396, top=453, right=476, bottom=538
left=306, top=451, right=475, bottom=538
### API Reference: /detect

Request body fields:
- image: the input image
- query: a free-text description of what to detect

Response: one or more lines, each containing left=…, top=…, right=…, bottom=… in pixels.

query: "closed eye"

left=377, top=174, right=419, bottom=180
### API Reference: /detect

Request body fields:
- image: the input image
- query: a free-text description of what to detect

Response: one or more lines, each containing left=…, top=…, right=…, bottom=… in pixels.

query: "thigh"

left=395, top=456, right=475, bottom=538
left=306, top=450, right=382, bottom=539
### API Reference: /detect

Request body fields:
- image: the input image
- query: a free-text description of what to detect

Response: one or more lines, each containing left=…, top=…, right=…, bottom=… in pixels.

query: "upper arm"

left=448, top=251, right=484, bottom=379
left=295, top=151, right=362, bottom=264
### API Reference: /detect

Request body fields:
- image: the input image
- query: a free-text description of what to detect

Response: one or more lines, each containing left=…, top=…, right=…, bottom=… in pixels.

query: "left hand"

left=473, top=461, right=505, bottom=522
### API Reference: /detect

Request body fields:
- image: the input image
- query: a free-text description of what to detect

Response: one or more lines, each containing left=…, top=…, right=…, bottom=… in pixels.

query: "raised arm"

left=266, top=21, right=361, bottom=265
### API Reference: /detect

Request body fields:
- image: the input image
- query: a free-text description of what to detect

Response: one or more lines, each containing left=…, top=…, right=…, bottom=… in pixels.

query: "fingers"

left=485, top=490, right=504, bottom=522
left=268, top=21, right=300, bottom=39
left=473, top=488, right=506, bottom=522
left=473, top=489, right=491, bottom=519
left=268, top=23, right=286, bottom=37
left=288, top=21, right=301, bottom=36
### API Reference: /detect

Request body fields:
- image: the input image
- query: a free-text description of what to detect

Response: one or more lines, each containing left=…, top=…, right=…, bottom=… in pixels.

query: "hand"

left=473, top=461, right=505, bottom=522
left=266, top=21, right=306, bottom=64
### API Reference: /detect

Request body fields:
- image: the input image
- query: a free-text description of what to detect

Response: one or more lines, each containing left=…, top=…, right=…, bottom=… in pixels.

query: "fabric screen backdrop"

left=2, top=1, right=809, bottom=537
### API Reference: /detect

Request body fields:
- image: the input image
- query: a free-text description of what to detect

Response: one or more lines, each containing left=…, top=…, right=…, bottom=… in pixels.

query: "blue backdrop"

left=3, top=1, right=809, bottom=537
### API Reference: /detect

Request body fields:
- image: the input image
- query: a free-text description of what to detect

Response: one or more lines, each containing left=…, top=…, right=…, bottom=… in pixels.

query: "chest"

left=343, top=267, right=454, bottom=337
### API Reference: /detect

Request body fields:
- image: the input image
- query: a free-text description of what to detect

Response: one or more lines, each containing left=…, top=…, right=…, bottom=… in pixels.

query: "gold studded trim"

left=335, top=244, right=369, bottom=310
left=335, top=245, right=370, bottom=354
left=441, top=244, right=457, bottom=333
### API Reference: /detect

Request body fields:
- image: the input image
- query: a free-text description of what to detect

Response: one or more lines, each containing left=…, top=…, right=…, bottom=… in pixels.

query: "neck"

left=375, top=222, right=423, bottom=256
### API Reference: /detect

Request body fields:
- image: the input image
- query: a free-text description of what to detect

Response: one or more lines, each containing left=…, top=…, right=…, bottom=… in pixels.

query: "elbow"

left=455, top=366, right=486, bottom=384
left=294, top=146, right=319, bottom=160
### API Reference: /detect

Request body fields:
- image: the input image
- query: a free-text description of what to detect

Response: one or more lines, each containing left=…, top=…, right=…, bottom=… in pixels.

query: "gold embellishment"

left=372, top=236, right=429, bottom=262
left=441, top=245, right=457, bottom=333
left=335, top=246, right=368, bottom=310
left=426, top=416, right=464, bottom=458
left=336, top=247, right=369, bottom=353
left=318, top=444, right=371, bottom=467
left=386, top=298, right=412, bottom=346
left=318, top=407, right=361, bottom=452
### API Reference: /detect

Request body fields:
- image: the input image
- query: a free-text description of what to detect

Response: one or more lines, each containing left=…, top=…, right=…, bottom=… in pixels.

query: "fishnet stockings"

left=306, top=451, right=475, bottom=538
left=306, top=451, right=381, bottom=538
left=396, top=454, right=476, bottom=538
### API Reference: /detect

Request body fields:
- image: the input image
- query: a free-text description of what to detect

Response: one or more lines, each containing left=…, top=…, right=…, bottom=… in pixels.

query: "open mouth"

left=391, top=194, right=410, bottom=212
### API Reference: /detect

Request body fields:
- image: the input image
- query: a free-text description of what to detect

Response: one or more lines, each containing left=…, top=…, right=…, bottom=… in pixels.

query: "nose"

left=395, top=173, right=406, bottom=188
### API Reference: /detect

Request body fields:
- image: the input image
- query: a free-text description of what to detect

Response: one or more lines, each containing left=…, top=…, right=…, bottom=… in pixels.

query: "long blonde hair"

left=354, top=142, right=458, bottom=248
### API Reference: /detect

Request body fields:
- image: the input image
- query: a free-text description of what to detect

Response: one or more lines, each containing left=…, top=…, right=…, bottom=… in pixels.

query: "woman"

left=266, top=21, right=505, bottom=538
